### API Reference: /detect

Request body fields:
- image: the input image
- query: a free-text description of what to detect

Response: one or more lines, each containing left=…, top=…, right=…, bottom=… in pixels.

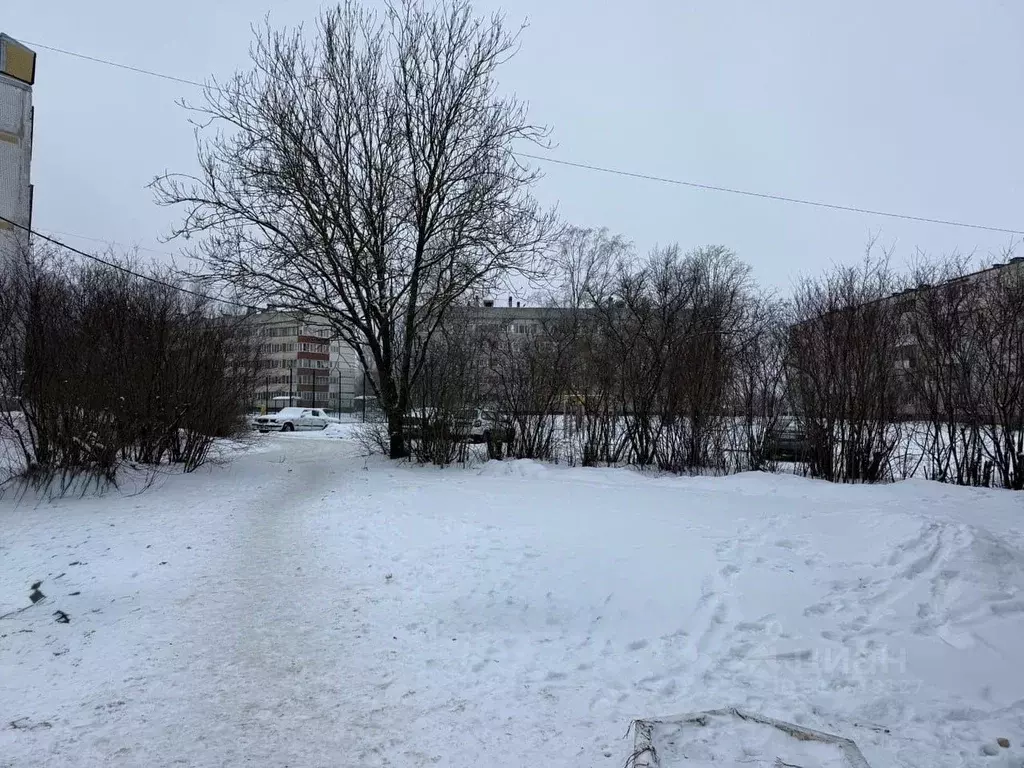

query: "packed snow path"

left=2, top=435, right=1024, bottom=767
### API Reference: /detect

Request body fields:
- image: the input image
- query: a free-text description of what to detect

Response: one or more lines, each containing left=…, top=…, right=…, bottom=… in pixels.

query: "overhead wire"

left=41, top=229, right=193, bottom=260
left=15, top=37, right=1024, bottom=265
left=0, top=214, right=260, bottom=312
left=516, top=152, right=1024, bottom=237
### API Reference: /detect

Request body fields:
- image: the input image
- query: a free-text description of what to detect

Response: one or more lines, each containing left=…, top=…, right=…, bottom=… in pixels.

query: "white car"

left=455, top=408, right=509, bottom=443
left=254, top=407, right=333, bottom=433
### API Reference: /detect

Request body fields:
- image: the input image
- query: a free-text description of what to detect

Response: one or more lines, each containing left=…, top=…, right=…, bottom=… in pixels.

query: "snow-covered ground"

left=2, top=432, right=1023, bottom=767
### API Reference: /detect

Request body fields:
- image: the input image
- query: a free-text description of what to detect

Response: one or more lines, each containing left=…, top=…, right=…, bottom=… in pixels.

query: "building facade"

left=0, top=34, right=35, bottom=272
left=248, top=309, right=361, bottom=413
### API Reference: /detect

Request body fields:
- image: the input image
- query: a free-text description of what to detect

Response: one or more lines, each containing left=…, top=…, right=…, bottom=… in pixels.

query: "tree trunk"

left=387, top=408, right=408, bottom=460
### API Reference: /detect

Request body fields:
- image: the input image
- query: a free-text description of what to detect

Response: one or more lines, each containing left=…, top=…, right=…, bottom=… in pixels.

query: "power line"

left=518, top=152, right=1024, bottom=237
left=0, top=215, right=260, bottom=312
left=24, top=38, right=1024, bottom=238
left=22, top=40, right=210, bottom=89
left=41, top=229, right=193, bottom=260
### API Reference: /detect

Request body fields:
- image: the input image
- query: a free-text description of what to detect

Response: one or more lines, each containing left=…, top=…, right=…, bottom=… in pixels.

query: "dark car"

left=765, top=420, right=810, bottom=462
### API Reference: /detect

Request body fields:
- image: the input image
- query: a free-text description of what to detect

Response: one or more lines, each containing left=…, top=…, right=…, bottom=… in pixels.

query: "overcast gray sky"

left=7, top=0, right=1023, bottom=290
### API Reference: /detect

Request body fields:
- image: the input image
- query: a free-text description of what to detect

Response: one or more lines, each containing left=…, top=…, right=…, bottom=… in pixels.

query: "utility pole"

left=289, top=365, right=294, bottom=406
left=360, top=364, right=367, bottom=423
left=335, top=363, right=341, bottom=416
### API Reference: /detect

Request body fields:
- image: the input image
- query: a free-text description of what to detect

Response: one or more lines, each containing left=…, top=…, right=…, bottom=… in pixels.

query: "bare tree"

left=153, top=0, right=556, bottom=458
left=972, top=251, right=1024, bottom=489
left=409, top=313, right=481, bottom=466
left=547, top=227, right=627, bottom=466
left=905, top=253, right=984, bottom=484
left=788, top=243, right=904, bottom=483
left=481, top=311, right=572, bottom=461
left=732, top=296, right=789, bottom=472
left=660, top=246, right=755, bottom=473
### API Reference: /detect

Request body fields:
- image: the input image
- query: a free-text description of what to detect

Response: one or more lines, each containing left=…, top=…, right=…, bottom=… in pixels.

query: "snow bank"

left=477, top=458, right=548, bottom=478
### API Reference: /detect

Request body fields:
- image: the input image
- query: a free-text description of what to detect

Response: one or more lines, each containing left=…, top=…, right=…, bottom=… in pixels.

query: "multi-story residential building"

left=0, top=34, right=35, bottom=272
left=459, top=297, right=555, bottom=338
left=883, top=255, right=1024, bottom=369
left=247, top=309, right=361, bottom=413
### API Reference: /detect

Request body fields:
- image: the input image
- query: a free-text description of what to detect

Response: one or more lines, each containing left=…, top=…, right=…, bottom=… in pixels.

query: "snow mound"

left=829, top=520, right=1024, bottom=649
left=915, top=524, right=1024, bottom=648
left=321, top=423, right=363, bottom=439
left=477, top=458, right=548, bottom=478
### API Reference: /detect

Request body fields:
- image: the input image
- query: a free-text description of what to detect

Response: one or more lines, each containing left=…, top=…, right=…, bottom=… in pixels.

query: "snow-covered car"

left=254, top=407, right=333, bottom=433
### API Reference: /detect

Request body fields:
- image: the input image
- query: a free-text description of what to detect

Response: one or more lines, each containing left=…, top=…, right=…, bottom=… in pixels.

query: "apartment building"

left=461, top=298, right=554, bottom=337
left=886, top=255, right=1024, bottom=371
left=248, top=309, right=361, bottom=413
left=0, top=34, right=35, bottom=272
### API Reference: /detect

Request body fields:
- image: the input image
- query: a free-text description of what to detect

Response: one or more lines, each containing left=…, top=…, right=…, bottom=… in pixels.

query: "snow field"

left=1, top=432, right=1023, bottom=767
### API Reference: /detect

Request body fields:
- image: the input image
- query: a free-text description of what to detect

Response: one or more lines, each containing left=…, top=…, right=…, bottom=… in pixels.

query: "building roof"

left=0, top=35, right=35, bottom=87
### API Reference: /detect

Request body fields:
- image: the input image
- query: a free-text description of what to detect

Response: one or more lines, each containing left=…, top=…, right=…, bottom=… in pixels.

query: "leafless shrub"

left=356, top=415, right=390, bottom=457
left=577, top=245, right=756, bottom=474
left=902, top=249, right=1024, bottom=489
left=659, top=246, right=755, bottom=474
left=787, top=243, right=905, bottom=483
left=971, top=249, right=1024, bottom=488
left=905, top=253, right=987, bottom=484
left=731, top=297, right=789, bottom=472
left=0, top=249, right=258, bottom=497
left=481, top=312, right=572, bottom=461
left=409, top=318, right=479, bottom=467
left=548, top=228, right=626, bottom=467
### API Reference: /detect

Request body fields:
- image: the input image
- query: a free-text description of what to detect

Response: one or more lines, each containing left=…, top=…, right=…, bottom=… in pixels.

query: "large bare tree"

left=153, top=0, right=555, bottom=458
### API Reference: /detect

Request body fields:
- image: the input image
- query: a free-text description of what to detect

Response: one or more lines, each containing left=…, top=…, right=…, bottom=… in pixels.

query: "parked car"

left=765, top=419, right=810, bottom=462
left=455, top=408, right=510, bottom=444
left=254, top=407, right=333, bottom=433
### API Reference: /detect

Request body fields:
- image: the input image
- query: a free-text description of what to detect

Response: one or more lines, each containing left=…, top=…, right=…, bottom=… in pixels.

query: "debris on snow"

left=8, top=718, right=52, bottom=732
left=631, top=709, right=869, bottom=768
